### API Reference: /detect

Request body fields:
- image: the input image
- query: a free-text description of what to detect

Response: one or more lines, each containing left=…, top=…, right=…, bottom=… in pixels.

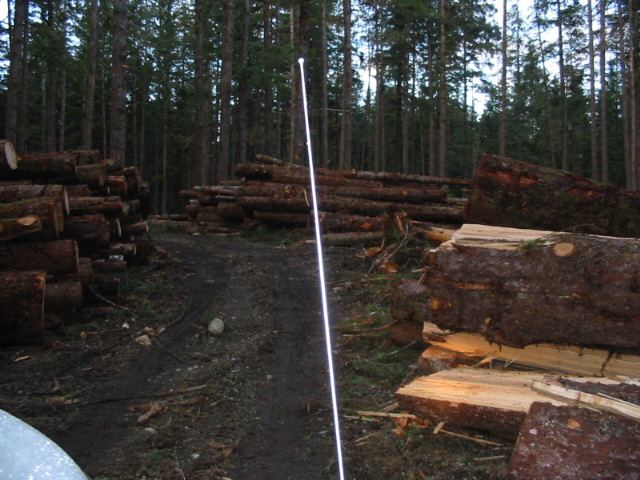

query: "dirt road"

left=0, top=233, right=346, bottom=479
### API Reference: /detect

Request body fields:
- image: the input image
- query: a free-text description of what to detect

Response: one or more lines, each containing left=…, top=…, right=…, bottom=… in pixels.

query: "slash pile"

left=0, top=142, right=152, bottom=346
left=175, top=156, right=470, bottom=237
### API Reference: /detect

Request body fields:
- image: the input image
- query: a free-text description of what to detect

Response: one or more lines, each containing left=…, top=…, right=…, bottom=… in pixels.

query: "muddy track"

left=54, top=233, right=337, bottom=478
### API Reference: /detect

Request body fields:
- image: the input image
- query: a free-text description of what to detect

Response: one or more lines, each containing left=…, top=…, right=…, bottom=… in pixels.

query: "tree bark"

left=437, top=0, right=447, bottom=177
left=5, top=0, right=26, bottom=147
left=218, top=0, right=235, bottom=181
left=236, top=0, right=250, bottom=166
left=45, top=281, right=83, bottom=311
left=68, top=196, right=128, bottom=217
left=82, top=0, right=99, bottom=149
left=63, top=214, right=111, bottom=247
left=556, top=0, right=569, bottom=171
left=339, top=0, right=352, bottom=169
left=0, top=197, right=64, bottom=239
left=0, top=270, right=46, bottom=345
left=263, top=1, right=274, bottom=155
left=109, top=0, right=128, bottom=164
left=17, top=0, right=29, bottom=152
left=320, top=0, right=329, bottom=168
left=0, top=239, right=79, bottom=274
left=0, top=215, right=42, bottom=241
left=599, top=0, right=609, bottom=183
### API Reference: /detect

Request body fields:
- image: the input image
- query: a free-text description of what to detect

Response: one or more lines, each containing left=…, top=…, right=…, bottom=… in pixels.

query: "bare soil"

left=0, top=231, right=508, bottom=479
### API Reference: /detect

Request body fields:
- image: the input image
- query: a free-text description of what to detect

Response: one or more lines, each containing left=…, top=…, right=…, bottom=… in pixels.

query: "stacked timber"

left=0, top=144, right=152, bottom=345
left=178, top=155, right=469, bottom=238
left=392, top=223, right=640, bottom=477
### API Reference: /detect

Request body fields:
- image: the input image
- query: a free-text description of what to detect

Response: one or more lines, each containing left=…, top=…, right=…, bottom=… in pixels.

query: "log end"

left=3, top=140, right=18, bottom=170
left=552, top=242, right=577, bottom=257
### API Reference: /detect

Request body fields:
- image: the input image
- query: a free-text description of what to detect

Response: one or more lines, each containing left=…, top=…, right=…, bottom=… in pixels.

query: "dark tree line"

left=1, top=0, right=640, bottom=213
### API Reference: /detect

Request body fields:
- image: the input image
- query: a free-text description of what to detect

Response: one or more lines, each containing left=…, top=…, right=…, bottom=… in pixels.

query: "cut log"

left=0, top=239, right=79, bottom=274
left=105, top=175, right=128, bottom=196
left=0, top=197, right=64, bottom=239
left=0, top=216, right=42, bottom=241
left=416, top=347, right=482, bottom=375
left=240, top=195, right=464, bottom=222
left=69, top=196, right=128, bottom=216
left=466, top=154, right=640, bottom=237
left=508, top=402, right=640, bottom=479
left=0, top=271, right=46, bottom=345
left=3, top=153, right=77, bottom=178
left=396, top=368, right=571, bottom=440
left=390, top=280, right=429, bottom=324
left=217, top=202, right=245, bottom=220
left=0, top=140, right=18, bottom=170
left=425, top=224, right=640, bottom=349
left=335, top=169, right=471, bottom=187
left=318, top=231, right=384, bottom=247
left=121, top=221, right=149, bottom=237
left=70, top=149, right=101, bottom=164
left=194, top=185, right=242, bottom=196
left=65, top=184, right=92, bottom=197
left=0, top=180, right=32, bottom=186
left=422, top=323, right=636, bottom=377
left=45, top=281, right=83, bottom=311
left=235, top=163, right=384, bottom=188
left=93, top=258, right=127, bottom=273
left=75, top=163, right=106, bottom=187
left=0, top=184, right=70, bottom=214
left=242, top=181, right=448, bottom=204
left=196, top=211, right=222, bottom=223
left=63, top=214, right=111, bottom=247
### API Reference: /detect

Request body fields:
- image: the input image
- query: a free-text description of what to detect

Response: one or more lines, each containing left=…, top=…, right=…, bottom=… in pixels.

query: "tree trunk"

left=82, top=0, right=99, bottom=149
left=0, top=270, right=46, bottom=345
left=5, top=0, right=26, bottom=147
left=467, top=154, right=640, bottom=236
left=68, top=196, right=128, bottom=216
left=620, top=0, right=631, bottom=188
left=0, top=239, right=79, bottom=274
left=45, top=0, right=57, bottom=153
left=599, top=0, right=609, bottom=183
left=428, top=34, right=437, bottom=176
left=194, top=0, right=211, bottom=184
left=63, top=214, right=111, bottom=247
left=320, top=0, right=329, bottom=168
left=109, top=0, right=128, bottom=164
left=339, top=0, right=352, bottom=169
left=556, top=0, right=568, bottom=171
left=587, top=0, right=598, bottom=180
left=438, top=0, right=447, bottom=177
left=0, top=215, right=42, bottom=241
left=425, top=224, right=640, bottom=348
left=236, top=0, right=250, bottom=166
left=630, top=0, right=638, bottom=189
left=499, top=0, right=508, bottom=156
left=218, top=0, right=235, bottom=181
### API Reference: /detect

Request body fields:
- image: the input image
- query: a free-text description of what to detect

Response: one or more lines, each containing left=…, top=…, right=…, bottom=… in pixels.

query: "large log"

left=75, top=163, right=106, bottom=187
left=0, top=140, right=18, bottom=171
left=508, top=402, right=640, bottom=479
left=45, top=281, right=84, bottom=311
left=0, top=239, right=79, bottom=274
left=63, top=214, right=111, bottom=247
left=242, top=181, right=448, bottom=204
left=235, top=163, right=384, bottom=188
left=0, top=197, right=64, bottom=238
left=70, top=149, right=101, bottom=164
left=217, top=202, right=245, bottom=220
left=0, top=184, right=69, bottom=214
left=252, top=210, right=389, bottom=232
left=106, top=175, right=128, bottom=196
left=65, top=184, right=92, bottom=197
left=239, top=195, right=463, bottom=222
left=390, top=280, right=430, bottom=324
left=0, top=216, right=42, bottom=241
left=0, top=271, right=46, bottom=345
left=69, top=196, right=128, bottom=217
left=425, top=224, right=640, bottom=349
left=3, top=153, right=77, bottom=179
left=466, top=154, right=640, bottom=237
left=334, top=169, right=472, bottom=187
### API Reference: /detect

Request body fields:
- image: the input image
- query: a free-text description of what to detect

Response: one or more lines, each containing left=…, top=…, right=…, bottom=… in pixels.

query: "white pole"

left=298, top=57, right=347, bottom=480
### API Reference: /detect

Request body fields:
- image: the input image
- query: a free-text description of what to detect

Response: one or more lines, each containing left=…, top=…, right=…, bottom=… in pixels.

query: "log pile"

left=174, top=155, right=469, bottom=237
left=392, top=223, right=640, bottom=477
left=0, top=143, right=152, bottom=345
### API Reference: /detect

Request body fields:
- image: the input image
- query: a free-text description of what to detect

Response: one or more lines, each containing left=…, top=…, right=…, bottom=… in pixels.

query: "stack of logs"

left=390, top=155, right=640, bottom=478
left=174, top=155, right=470, bottom=238
left=0, top=143, right=152, bottom=346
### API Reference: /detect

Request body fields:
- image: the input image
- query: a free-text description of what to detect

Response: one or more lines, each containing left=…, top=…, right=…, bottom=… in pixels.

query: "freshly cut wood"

left=122, top=221, right=149, bottom=237
left=0, top=185, right=69, bottom=214
left=93, top=257, right=127, bottom=273
left=217, top=202, right=245, bottom=220
left=0, top=197, right=64, bottom=238
left=45, top=281, right=83, bottom=311
left=0, top=216, right=42, bottom=241
left=466, top=154, right=640, bottom=237
left=396, top=368, right=571, bottom=439
left=64, top=214, right=111, bottom=247
left=425, top=224, right=640, bottom=348
left=240, top=195, right=463, bottom=222
left=414, top=224, right=456, bottom=244
left=0, top=140, right=18, bottom=170
left=242, top=181, right=448, bottom=204
left=390, top=280, right=429, bottom=324
left=508, top=402, right=640, bottom=479
left=422, top=322, right=633, bottom=377
left=69, top=196, right=128, bottom=216
left=105, top=175, right=128, bottom=196
left=417, top=348, right=482, bottom=374
left=65, top=184, right=92, bottom=197
left=0, top=239, right=79, bottom=274
left=75, top=164, right=106, bottom=187
left=0, top=271, right=46, bottom=345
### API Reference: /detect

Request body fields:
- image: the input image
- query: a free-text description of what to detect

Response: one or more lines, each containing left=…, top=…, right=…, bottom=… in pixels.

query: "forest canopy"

left=0, top=0, right=639, bottom=213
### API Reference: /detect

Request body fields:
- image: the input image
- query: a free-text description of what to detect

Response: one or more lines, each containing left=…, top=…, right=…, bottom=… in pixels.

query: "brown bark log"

left=0, top=215, right=42, bottom=241
left=70, top=149, right=101, bottom=164
left=0, top=184, right=69, bottom=214
left=45, top=281, right=83, bottom=311
left=103, top=158, right=122, bottom=173
left=234, top=163, right=384, bottom=188
left=196, top=211, right=221, bottom=223
left=0, top=197, right=64, bottom=238
left=122, top=221, right=148, bottom=237
left=0, top=270, right=46, bottom=345
left=69, top=196, right=128, bottom=216
left=390, top=280, right=429, bottom=324
left=217, top=202, right=245, bottom=220
left=239, top=195, right=463, bottom=222
left=194, top=185, right=242, bottom=196
left=242, top=181, right=447, bottom=204
left=63, top=214, right=110, bottom=247
left=0, top=140, right=18, bottom=170
left=106, top=175, right=128, bottom=196
left=75, top=163, right=106, bottom=187
left=509, top=402, right=640, bottom=479
left=425, top=224, right=640, bottom=348
left=252, top=210, right=389, bottom=232
left=335, top=169, right=471, bottom=187
left=319, top=231, right=384, bottom=246
left=65, top=184, right=92, bottom=197
left=93, top=258, right=127, bottom=273
left=3, top=153, right=77, bottom=179
left=0, top=239, right=79, bottom=274
left=467, top=155, right=640, bottom=236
